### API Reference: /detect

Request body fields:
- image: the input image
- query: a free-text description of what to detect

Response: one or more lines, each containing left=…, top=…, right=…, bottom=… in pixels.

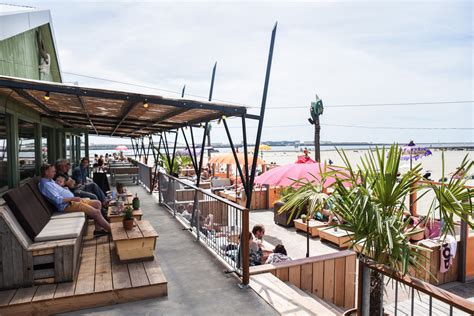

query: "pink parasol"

left=255, top=162, right=349, bottom=188
left=115, top=145, right=128, bottom=151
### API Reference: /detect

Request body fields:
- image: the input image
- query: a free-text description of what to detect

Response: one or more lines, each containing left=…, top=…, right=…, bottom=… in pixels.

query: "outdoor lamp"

left=44, top=91, right=50, bottom=101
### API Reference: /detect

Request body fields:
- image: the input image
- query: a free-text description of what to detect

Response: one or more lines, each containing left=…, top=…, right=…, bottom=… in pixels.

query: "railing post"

left=358, top=261, right=370, bottom=316
left=242, top=208, right=250, bottom=285
left=172, top=178, right=176, bottom=217
left=158, top=171, right=162, bottom=204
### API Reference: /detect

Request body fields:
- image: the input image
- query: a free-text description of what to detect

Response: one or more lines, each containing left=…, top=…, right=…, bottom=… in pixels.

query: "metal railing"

left=357, top=261, right=474, bottom=316
left=136, top=161, right=153, bottom=193
left=157, top=171, right=250, bottom=283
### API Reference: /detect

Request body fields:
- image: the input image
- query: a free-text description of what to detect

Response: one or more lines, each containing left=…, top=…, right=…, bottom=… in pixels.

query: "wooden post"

left=409, top=183, right=417, bottom=216
left=34, top=122, right=42, bottom=176
left=6, top=113, right=19, bottom=187
left=242, top=208, right=250, bottom=285
left=84, top=131, right=89, bottom=160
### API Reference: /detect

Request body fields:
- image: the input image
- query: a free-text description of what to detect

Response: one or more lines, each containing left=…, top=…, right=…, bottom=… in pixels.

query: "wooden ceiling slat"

left=0, top=76, right=248, bottom=137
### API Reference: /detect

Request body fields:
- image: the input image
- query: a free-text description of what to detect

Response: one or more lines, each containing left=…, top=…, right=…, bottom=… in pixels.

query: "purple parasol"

left=401, top=140, right=432, bottom=168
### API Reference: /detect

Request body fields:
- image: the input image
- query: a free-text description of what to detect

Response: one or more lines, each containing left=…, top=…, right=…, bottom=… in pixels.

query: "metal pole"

left=192, top=122, right=209, bottom=242
left=207, top=62, right=217, bottom=161
left=246, top=22, right=277, bottom=210
left=223, top=119, right=246, bottom=187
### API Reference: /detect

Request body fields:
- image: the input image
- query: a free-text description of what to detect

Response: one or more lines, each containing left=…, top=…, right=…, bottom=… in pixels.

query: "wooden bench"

left=110, top=167, right=139, bottom=185
left=250, top=273, right=341, bottom=315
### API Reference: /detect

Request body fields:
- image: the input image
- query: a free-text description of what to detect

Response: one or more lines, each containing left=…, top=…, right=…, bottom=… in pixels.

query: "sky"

left=6, top=0, right=474, bottom=145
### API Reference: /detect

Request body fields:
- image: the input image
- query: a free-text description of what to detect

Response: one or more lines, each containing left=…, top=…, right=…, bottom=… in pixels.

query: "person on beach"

left=39, top=163, right=110, bottom=236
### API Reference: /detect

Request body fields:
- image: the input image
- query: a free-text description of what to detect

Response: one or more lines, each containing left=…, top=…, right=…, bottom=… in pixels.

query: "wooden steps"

left=250, top=273, right=342, bottom=315
left=0, top=224, right=167, bottom=315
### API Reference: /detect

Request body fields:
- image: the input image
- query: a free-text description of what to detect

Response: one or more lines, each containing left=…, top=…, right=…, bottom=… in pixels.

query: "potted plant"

left=122, top=206, right=134, bottom=230
left=301, top=214, right=307, bottom=223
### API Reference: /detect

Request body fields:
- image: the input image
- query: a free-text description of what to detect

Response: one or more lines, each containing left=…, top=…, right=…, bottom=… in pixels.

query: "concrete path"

left=61, top=186, right=277, bottom=316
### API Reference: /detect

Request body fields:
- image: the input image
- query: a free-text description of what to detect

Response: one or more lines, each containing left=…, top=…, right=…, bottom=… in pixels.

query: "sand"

left=260, top=149, right=473, bottom=217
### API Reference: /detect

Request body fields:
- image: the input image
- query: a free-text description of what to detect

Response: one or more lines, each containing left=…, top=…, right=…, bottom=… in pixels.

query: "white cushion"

left=35, top=217, right=85, bottom=242
left=50, top=212, right=86, bottom=220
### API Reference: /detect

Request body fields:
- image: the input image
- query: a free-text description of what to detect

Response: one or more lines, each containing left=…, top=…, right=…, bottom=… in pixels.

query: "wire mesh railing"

left=359, top=261, right=474, bottom=316
left=157, top=171, right=250, bottom=282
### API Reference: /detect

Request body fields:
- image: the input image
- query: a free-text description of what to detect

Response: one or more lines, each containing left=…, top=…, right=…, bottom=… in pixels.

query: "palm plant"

left=329, top=144, right=473, bottom=315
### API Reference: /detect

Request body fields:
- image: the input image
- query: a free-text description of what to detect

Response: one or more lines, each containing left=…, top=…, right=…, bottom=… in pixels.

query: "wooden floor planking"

left=94, top=236, right=113, bottom=293
left=54, top=281, right=75, bottom=299
left=32, top=284, right=57, bottom=302
left=0, top=223, right=167, bottom=316
left=9, top=286, right=37, bottom=305
left=128, top=262, right=150, bottom=287
left=110, top=241, right=132, bottom=289
left=75, top=232, right=97, bottom=295
left=0, top=289, right=15, bottom=306
left=144, top=260, right=167, bottom=284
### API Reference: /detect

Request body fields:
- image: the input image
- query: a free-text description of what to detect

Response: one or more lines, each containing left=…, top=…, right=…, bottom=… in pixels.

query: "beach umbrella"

left=401, top=140, right=432, bottom=169
left=255, top=162, right=348, bottom=188
left=401, top=141, right=432, bottom=215
left=259, top=144, right=272, bottom=151
left=115, top=145, right=128, bottom=151
left=296, top=155, right=316, bottom=164
left=208, top=153, right=265, bottom=166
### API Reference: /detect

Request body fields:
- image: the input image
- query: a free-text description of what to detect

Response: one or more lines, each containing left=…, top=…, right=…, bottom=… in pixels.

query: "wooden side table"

left=294, top=219, right=329, bottom=237
left=107, top=206, right=143, bottom=223
left=111, top=220, right=158, bottom=262
left=319, top=227, right=353, bottom=249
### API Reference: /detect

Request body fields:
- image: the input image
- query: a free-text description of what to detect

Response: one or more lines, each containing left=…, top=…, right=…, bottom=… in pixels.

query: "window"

left=0, top=114, right=7, bottom=193
left=18, top=119, right=36, bottom=181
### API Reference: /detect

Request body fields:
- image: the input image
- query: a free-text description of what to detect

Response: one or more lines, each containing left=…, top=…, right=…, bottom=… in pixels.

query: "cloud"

left=7, top=0, right=473, bottom=144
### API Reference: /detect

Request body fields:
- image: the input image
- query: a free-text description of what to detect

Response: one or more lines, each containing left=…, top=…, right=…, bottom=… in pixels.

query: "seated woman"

left=265, top=244, right=292, bottom=264
left=248, top=232, right=263, bottom=266
left=424, top=217, right=441, bottom=239
left=404, top=216, right=425, bottom=243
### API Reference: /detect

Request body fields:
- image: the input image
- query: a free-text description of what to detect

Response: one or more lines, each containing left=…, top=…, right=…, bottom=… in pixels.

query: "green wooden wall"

left=0, top=24, right=61, bottom=82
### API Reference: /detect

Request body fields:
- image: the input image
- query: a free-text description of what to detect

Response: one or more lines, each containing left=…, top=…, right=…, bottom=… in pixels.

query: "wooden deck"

left=0, top=223, right=167, bottom=315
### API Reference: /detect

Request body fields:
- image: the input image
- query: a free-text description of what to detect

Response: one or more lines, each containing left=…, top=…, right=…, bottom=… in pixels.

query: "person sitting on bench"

left=56, top=158, right=107, bottom=205
left=39, top=163, right=110, bottom=236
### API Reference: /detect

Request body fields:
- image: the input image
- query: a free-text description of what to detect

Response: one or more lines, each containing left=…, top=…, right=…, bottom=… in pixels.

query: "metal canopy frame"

left=154, top=23, right=278, bottom=285
left=0, top=75, right=249, bottom=138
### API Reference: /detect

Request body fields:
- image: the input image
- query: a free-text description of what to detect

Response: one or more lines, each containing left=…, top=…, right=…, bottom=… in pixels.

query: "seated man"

left=252, top=224, right=272, bottom=262
left=56, top=158, right=106, bottom=204
left=39, top=163, right=110, bottom=236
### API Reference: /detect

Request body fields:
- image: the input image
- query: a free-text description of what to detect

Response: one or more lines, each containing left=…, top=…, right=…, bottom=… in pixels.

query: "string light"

left=44, top=91, right=50, bottom=101
left=143, top=100, right=149, bottom=108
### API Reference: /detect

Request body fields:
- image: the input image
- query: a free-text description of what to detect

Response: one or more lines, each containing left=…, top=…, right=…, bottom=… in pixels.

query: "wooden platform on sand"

left=0, top=224, right=167, bottom=315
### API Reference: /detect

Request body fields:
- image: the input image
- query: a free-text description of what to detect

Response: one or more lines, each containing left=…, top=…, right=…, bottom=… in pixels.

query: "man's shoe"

left=93, top=230, right=109, bottom=237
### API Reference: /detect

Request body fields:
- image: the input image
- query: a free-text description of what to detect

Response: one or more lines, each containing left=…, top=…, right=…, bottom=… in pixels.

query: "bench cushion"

left=3, top=184, right=51, bottom=240
left=24, top=178, right=56, bottom=216
left=51, top=212, right=86, bottom=220
left=34, top=216, right=85, bottom=242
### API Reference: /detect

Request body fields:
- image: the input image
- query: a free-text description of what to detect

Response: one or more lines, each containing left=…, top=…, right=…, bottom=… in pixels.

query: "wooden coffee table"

left=294, top=219, right=329, bottom=237
left=110, top=220, right=158, bottom=262
left=108, top=193, right=133, bottom=206
left=319, top=227, right=353, bottom=249
left=107, top=206, right=143, bottom=223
